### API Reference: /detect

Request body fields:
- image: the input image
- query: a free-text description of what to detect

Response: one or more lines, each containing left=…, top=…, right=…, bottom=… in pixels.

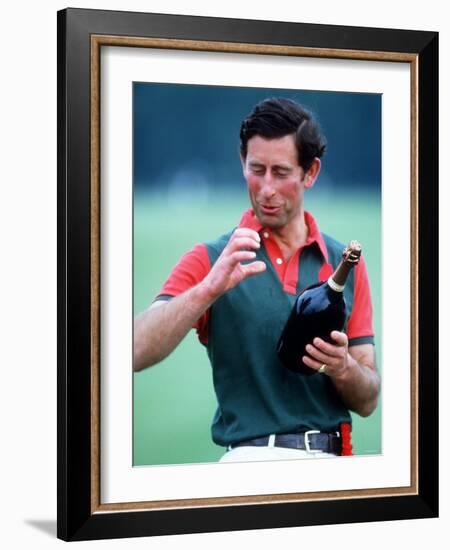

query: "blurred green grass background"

left=133, top=187, right=381, bottom=466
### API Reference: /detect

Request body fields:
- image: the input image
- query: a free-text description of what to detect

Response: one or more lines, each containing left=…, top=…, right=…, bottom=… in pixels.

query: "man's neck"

left=271, top=212, right=309, bottom=262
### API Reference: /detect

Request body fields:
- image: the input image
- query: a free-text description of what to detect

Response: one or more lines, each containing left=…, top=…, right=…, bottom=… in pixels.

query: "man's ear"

left=240, top=152, right=247, bottom=176
left=304, top=158, right=321, bottom=189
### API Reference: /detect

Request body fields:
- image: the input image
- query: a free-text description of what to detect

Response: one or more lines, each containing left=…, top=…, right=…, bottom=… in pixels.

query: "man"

left=134, top=97, right=380, bottom=463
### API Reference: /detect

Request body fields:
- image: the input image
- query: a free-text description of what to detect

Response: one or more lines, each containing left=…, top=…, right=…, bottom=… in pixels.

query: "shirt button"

left=276, top=258, right=283, bottom=265
left=263, top=231, right=270, bottom=239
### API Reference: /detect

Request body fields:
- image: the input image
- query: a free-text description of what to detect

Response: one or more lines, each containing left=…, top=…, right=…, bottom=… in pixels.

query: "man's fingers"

left=241, top=261, right=266, bottom=277
left=220, top=254, right=265, bottom=279
left=330, top=331, right=348, bottom=346
left=211, top=229, right=265, bottom=290
left=305, top=343, right=334, bottom=365
left=227, top=236, right=261, bottom=253
left=232, top=228, right=261, bottom=241
left=228, top=250, right=257, bottom=264
left=312, top=333, right=348, bottom=354
left=301, top=354, right=323, bottom=371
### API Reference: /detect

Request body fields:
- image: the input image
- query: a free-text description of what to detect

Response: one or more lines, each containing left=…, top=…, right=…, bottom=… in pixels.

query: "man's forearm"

left=331, top=355, right=380, bottom=417
left=134, top=228, right=265, bottom=372
left=133, top=282, right=215, bottom=372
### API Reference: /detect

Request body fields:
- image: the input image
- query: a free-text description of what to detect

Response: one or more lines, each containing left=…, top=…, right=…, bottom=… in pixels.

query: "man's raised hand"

left=202, top=228, right=266, bottom=300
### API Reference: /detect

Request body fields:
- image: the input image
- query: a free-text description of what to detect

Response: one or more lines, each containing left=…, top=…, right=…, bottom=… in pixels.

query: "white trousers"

left=219, top=445, right=337, bottom=463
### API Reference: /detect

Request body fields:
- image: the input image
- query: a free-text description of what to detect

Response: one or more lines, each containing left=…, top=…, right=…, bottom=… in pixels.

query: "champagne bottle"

left=276, top=240, right=362, bottom=375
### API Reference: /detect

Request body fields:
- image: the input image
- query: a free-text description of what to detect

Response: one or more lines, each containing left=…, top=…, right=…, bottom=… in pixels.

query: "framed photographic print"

left=57, top=8, right=438, bottom=541
left=132, top=83, right=382, bottom=468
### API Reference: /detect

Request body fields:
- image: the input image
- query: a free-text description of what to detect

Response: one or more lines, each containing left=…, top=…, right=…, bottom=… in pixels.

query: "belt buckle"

left=304, top=430, right=321, bottom=453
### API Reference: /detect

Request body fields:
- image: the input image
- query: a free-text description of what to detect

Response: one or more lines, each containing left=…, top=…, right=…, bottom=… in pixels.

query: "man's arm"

left=133, top=228, right=266, bottom=372
left=302, top=332, right=380, bottom=417
left=134, top=286, right=213, bottom=372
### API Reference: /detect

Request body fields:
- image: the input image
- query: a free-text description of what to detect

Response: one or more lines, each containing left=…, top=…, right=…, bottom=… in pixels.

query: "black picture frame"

left=57, top=7, right=438, bottom=542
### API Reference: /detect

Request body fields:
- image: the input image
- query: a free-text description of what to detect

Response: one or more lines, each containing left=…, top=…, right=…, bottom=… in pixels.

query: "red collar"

left=237, top=208, right=328, bottom=262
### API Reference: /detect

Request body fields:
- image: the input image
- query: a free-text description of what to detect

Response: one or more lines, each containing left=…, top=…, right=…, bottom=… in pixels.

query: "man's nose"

left=260, top=174, right=276, bottom=198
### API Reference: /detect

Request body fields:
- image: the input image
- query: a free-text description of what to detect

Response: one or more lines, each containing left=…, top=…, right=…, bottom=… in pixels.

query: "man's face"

left=241, top=134, right=319, bottom=230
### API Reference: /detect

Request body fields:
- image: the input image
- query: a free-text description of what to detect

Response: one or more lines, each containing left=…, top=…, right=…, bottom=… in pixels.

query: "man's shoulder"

left=321, top=232, right=346, bottom=265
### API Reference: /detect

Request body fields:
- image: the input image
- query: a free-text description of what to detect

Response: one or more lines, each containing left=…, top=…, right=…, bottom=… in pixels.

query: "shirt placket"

left=260, top=229, right=300, bottom=295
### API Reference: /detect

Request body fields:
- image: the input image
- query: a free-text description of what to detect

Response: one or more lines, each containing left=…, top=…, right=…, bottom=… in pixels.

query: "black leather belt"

left=230, top=431, right=342, bottom=454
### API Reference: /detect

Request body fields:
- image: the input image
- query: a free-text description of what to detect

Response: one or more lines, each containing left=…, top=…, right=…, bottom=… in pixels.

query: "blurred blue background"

left=133, top=83, right=381, bottom=193
left=133, top=83, right=382, bottom=466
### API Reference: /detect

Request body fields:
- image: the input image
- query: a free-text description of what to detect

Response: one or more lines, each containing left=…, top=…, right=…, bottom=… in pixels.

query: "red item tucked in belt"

left=340, top=422, right=353, bottom=456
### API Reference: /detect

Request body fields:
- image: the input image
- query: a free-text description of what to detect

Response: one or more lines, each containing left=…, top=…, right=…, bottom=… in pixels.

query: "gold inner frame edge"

left=90, top=34, right=419, bottom=514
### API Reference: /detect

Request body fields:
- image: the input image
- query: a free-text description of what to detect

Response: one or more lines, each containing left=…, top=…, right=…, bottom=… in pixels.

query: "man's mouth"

left=259, top=204, right=282, bottom=215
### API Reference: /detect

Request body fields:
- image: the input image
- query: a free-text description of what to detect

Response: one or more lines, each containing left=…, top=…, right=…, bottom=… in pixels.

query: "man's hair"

left=239, top=97, right=327, bottom=171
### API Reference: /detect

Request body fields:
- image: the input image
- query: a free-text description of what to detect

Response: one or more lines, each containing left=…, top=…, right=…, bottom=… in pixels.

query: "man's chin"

left=256, top=212, right=286, bottom=229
